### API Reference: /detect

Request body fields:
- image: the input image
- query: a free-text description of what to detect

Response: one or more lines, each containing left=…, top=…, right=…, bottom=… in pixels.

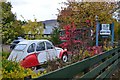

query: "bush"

left=50, top=28, right=61, bottom=45
left=103, top=46, right=113, bottom=51
left=2, top=52, right=46, bottom=79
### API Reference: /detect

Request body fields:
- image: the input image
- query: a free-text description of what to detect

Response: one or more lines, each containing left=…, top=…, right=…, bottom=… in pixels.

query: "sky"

left=8, top=0, right=67, bottom=21
left=8, top=0, right=119, bottom=21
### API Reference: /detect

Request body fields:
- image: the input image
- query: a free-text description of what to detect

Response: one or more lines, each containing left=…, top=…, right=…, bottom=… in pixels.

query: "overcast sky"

left=8, top=0, right=67, bottom=21
left=8, top=0, right=119, bottom=21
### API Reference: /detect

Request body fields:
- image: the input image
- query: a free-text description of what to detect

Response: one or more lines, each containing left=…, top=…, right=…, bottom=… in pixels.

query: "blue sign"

left=96, top=23, right=114, bottom=46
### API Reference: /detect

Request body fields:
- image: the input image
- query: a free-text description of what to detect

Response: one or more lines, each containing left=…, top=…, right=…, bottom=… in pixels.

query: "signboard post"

left=96, top=22, right=99, bottom=46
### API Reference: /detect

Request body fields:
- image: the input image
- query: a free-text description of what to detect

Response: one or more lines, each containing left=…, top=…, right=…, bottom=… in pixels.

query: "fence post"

left=111, top=23, right=114, bottom=47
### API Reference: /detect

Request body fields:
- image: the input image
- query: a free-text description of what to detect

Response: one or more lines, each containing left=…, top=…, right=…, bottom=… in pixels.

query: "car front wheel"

left=62, top=54, right=68, bottom=63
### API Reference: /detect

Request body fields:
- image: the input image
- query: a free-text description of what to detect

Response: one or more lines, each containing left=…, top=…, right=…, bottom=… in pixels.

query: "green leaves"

left=2, top=20, right=24, bottom=44
left=58, top=1, right=120, bottom=41
left=58, top=2, right=116, bottom=28
left=50, top=28, right=61, bottom=45
left=22, top=19, right=43, bottom=39
left=2, top=52, right=45, bottom=79
left=1, top=2, right=24, bottom=44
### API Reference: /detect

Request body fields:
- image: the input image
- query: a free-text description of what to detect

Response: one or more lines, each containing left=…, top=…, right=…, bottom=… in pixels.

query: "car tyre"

left=62, top=54, right=68, bottom=63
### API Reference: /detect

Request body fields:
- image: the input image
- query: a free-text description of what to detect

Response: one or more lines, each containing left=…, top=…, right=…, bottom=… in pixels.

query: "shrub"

left=103, top=46, right=113, bottom=51
left=50, top=28, right=61, bottom=45
left=2, top=52, right=46, bottom=79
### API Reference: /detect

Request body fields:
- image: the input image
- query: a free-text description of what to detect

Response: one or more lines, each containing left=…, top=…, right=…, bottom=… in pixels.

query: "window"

left=14, top=44, right=27, bottom=51
left=46, top=42, right=53, bottom=49
left=36, top=42, right=45, bottom=51
left=27, top=43, right=36, bottom=53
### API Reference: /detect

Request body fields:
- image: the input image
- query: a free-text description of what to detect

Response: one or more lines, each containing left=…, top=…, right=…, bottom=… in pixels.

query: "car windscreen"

left=14, top=44, right=27, bottom=51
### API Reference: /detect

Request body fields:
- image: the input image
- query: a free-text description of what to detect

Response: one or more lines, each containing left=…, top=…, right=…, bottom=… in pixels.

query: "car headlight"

left=64, top=48, right=67, bottom=51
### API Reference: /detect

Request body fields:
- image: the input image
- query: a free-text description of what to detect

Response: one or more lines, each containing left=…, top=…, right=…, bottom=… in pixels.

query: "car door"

left=36, top=42, right=47, bottom=64
left=45, top=41, right=57, bottom=60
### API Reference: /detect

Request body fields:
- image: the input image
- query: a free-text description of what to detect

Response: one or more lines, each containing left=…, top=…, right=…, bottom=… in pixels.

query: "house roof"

left=42, top=19, right=58, bottom=24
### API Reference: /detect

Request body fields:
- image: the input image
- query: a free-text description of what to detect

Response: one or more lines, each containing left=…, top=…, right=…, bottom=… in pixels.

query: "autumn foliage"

left=58, top=2, right=116, bottom=28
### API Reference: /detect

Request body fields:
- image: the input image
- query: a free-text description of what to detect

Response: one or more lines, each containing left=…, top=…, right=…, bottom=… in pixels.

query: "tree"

left=50, top=28, right=61, bottom=45
left=57, top=1, right=120, bottom=41
left=1, top=2, right=24, bottom=44
left=112, top=1, right=120, bottom=41
left=58, top=1, right=116, bottom=28
left=22, top=19, right=43, bottom=39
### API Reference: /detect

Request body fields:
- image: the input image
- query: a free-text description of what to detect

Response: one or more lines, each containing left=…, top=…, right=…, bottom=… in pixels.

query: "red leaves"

left=87, top=46, right=102, bottom=56
left=60, top=22, right=83, bottom=51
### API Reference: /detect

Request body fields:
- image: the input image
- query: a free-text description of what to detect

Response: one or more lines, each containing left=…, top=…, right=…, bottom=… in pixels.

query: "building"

left=23, top=19, right=59, bottom=39
left=42, top=19, right=59, bottom=35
